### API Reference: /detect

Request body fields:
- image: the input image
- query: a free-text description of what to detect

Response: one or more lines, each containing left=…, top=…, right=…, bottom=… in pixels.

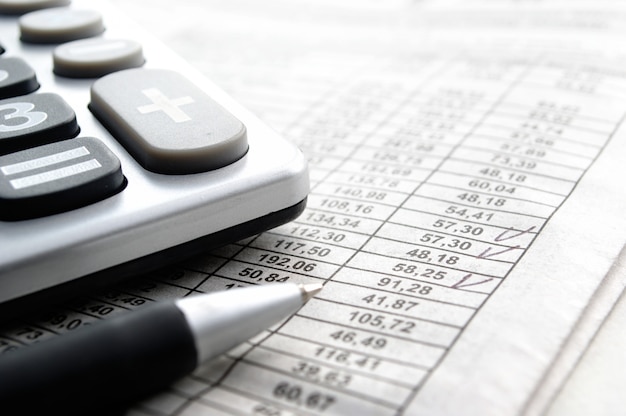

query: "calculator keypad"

left=0, top=3, right=249, bottom=216
left=0, top=4, right=149, bottom=218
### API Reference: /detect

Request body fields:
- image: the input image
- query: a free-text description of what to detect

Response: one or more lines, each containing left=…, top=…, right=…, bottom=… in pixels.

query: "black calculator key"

left=0, top=0, right=69, bottom=15
left=0, top=57, right=39, bottom=98
left=19, top=8, right=104, bottom=44
left=0, top=137, right=124, bottom=220
left=0, top=93, right=79, bottom=155
left=53, top=38, right=145, bottom=78
left=89, top=68, right=248, bottom=174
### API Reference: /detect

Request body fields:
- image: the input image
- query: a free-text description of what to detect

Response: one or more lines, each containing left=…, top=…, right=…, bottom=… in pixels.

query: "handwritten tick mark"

left=477, top=245, right=521, bottom=259
left=452, top=273, right=494, bottom=289
left=495, top=226, right=536, bottom=242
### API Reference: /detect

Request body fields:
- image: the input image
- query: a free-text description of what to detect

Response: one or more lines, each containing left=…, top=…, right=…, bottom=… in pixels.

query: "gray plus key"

left=89, top=68, right=248, bottom=174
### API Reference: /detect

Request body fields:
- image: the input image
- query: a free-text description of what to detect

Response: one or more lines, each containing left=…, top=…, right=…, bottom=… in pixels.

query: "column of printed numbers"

left=202, top=63, right=450, bottom=413
left=293, top=62, right=528, bottom=411
left=405, top=61, right=626, bottom=304
left=236, top=61, right=500, bottom=412
left=341, top=61, right=522, bottom=338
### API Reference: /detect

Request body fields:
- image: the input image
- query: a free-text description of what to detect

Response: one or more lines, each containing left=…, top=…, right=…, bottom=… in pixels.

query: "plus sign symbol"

left=89, top=69, right=248, bottom=173
left=137, top=88, right=195, bottom=123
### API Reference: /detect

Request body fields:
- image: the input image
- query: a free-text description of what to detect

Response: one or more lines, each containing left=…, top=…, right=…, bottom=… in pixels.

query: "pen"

left=0, top=282, right=322, bottom=414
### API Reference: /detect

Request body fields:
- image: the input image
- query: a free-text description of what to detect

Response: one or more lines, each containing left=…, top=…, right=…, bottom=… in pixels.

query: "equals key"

left=0, top=137, right=125, bottom=221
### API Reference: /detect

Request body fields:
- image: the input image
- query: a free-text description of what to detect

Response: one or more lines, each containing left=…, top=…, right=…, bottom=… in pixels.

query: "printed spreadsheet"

left=4, top=1, right=626, bottom=415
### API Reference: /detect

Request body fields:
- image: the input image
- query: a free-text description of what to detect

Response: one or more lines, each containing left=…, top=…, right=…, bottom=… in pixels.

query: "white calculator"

left=0, top=0, right=309, bottom=316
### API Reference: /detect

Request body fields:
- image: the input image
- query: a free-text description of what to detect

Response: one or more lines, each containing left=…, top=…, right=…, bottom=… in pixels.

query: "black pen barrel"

left=0, top=302, right=197, bottom=414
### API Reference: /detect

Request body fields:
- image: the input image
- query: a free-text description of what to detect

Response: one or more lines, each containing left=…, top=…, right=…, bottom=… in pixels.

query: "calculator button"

left=0, top=0, right=69, bottom=15
left=53, top=38, right=145, bottom=78
left=19, top=8, right=104, bottom=44
left=89, top=68, right=248, bottom=174
left=0, top=137, right=124, bottom=220
left=0, top=93, right=79, bottom=155
left=0, top=57, right=39, bottom=98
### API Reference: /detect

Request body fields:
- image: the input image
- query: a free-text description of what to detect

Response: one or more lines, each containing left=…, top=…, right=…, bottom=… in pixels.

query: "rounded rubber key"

left=53, top=38, right=145, bottom=78
left=0, top=93, right=79, bottom=155
left=89, top=68, right=248, bottom=174
left=0, top=137, right=125, bottom=220
left=0, top=57, right=39, bottom=98
left=19, top=8, right=104, bottom=44
left=0, top=0, right=69, bottom=15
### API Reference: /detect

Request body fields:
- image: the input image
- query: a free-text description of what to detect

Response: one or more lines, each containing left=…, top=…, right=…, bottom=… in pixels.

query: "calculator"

left=0, top=0, right=309, bottom=316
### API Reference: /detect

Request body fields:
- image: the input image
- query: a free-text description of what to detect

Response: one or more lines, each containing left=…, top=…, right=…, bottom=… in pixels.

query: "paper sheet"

left=3, top=1, right=626, bottom=414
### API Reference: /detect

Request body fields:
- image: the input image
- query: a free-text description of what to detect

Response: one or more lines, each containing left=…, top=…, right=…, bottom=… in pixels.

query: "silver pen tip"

left=299, top=283, right=323, bottom=302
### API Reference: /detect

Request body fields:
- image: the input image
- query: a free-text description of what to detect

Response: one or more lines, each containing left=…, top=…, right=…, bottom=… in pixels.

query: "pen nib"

left=299, top=283, right=323, bottom=302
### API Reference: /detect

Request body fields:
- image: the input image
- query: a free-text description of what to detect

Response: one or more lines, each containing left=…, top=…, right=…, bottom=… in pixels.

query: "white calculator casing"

left=0, top=1, right=309, bottom=315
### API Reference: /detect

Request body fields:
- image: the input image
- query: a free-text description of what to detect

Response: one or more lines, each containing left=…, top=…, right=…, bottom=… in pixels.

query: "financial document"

left=3, top=1, right=626, bottom=415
